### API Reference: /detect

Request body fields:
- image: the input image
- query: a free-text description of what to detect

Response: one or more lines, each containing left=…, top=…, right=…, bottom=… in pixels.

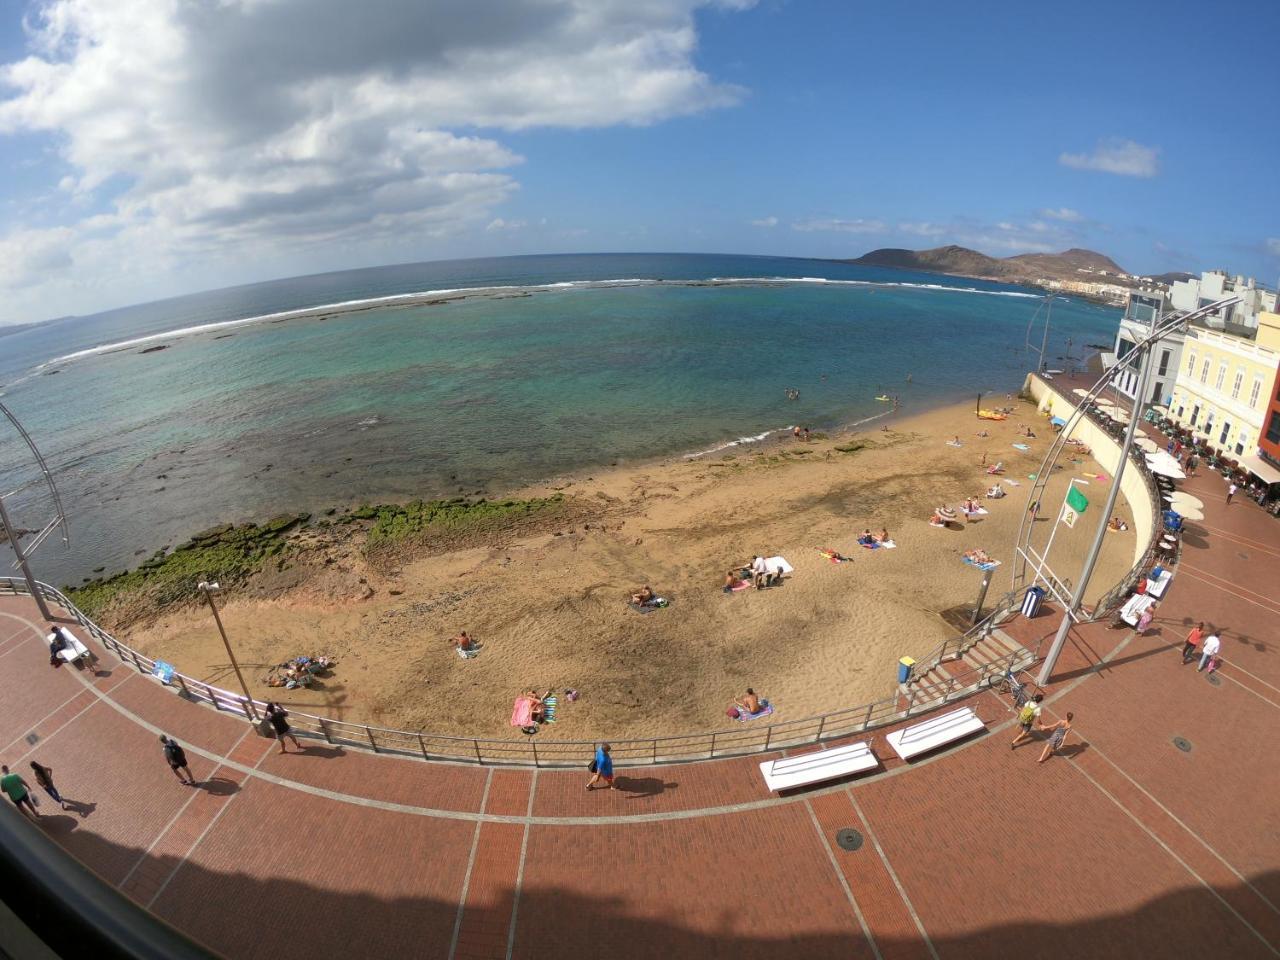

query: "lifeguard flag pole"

left=976, top=394, right=981, bottom=416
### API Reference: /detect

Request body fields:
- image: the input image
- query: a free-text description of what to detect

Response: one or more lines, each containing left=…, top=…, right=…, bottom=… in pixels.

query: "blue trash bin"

left=897, top=656, right=915, bottom=684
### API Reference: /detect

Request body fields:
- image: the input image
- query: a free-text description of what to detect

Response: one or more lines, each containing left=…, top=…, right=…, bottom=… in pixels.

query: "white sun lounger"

left=1145, top=569, right=1173, bottom=600
left=759, top=740, right=878, bottom=792
left=886, top=707, right=985, bottom=761
left=1119, top=593, right=1155, bottom=627
left=49, top=627, right=92, bottom=666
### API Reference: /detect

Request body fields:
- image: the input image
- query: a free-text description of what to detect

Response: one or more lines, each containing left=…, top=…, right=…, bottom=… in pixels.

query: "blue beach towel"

left=962, top=557, right=1002, bottom=572
left=1012, top=443, right=1031, bottom=451
left=736, top=700, right=774, bottom=722
left=543, top=695, right=558, bottom=724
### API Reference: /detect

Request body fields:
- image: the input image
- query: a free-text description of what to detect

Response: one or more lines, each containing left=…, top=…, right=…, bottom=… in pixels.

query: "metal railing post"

left=709, top=732, right=717, bottom=757
left=764, top=724, right=774, bottom=750
left=130, top=650, right=146, bottom=674
left=240, top=699, right=254, bottom=722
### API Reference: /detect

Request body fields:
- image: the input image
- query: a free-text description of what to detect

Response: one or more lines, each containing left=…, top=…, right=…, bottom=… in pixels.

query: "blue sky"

left=1, top=0, right=1277, bottom=323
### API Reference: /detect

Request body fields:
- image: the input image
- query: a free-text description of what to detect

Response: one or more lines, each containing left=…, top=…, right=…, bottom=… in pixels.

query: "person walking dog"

left=264, top=702, right=301, bottom=753
left=586, top=742, right=616, bottom=791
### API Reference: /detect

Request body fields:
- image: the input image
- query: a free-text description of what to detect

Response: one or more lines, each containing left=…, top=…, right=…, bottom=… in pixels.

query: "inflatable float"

left=977, top=409, right=1008, bottom=421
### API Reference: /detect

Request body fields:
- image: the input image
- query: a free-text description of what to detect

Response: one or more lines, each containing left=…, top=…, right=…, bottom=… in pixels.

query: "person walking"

left=264, top=702, right=301, bottom=753
left=1198, top=633, right=1221, bottom=672
left=586, top=742, right=616, bottom=791
left=1037, top=713, right=1073, bottom=764
left=1010, top=694, right=1045, bottom=750
left=160, top=735, right=196, bottom=785
left=28, top=761, right=66, bottom=811
left=1226, top=481, right=1238, bottom=505
left=0, top=764, right=40, bottom=820
left=1181, top=622, right=1205, bottom=664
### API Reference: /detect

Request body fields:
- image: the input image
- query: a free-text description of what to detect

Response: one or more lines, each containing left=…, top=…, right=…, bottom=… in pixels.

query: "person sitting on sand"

left=976, top=429, right=990, bottom=438
left=1107, top=516, right=1129, bottom=532
left=734, top=688, right=762, bottom=715
left=631, top=585, right=655, bottom=606
left=858, top=529, right=876, bottom=546
left=963, top=497, right=979, bottom=514
left=723, top=570, right=740, bottom=592
left=964, top=548, right=994, bottom=565
left=930, top=510, right=945, bottom=526
left=523, top=689, right=553, bottom=722
left=986, top=461, right=1004, bottom=475
left=750, top=555, right=774, bottom=589
left=986, top=484, right=1006, bottom=499
left=1024, top=426, right=1036, bottom=439
left=450, top=631, right=478, bottom=653
left=876, top=528, right=890, bottom=543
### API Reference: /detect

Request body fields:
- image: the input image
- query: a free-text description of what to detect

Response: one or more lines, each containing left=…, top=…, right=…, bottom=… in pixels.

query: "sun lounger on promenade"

left=759, top=740, right=877, bottom=792
left=886, top=707, right=985, bottom=760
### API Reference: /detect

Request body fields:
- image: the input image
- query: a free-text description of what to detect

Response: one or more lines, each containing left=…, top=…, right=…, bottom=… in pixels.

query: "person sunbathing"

left=1107, top=517, right=1129, bottom=532
left=631, top=585, right=655, bottom=605
left=522, top=689, right=553, bottom=722
left=734, top=688, right=762, bottom=715
left=986, top=461, right=1004, bottom=475
left=930, top=510, right=945, bottom=526
left=857, top=529, right=876, bottom=545
left=876, top=528, right=890, bottom=543
left=963, top=498, right=980, bottom=513
left=986, top=484, right=1006, bottom=498
left=964, top=549, right=994, bottom=565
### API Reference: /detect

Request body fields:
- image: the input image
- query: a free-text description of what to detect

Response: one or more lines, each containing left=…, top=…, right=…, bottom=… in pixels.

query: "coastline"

left=109, top=387, right=1137, bottom=743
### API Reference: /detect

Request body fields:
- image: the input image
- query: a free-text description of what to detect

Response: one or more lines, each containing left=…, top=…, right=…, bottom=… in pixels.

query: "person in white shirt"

left=1226, top=482, right=1238, bottom=505
left=750, top=555, right=769, bottom=589
left=1199, top=633, right=1221, bottom=672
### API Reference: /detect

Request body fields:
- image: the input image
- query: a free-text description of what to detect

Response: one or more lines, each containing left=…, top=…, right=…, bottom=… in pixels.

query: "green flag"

left=1066, top=486, right=1089, bottom=514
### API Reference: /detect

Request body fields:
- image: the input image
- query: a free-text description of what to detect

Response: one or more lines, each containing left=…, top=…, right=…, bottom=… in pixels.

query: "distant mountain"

left=1151, top=271, right=1195, bottom=286
left=0, top=317, right=66, bottom=339
left=843, top=245, right=1133, bottom=287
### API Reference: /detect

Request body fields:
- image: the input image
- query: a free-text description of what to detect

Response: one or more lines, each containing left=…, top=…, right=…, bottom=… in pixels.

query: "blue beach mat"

left=736, top=701, right=774, bottom=722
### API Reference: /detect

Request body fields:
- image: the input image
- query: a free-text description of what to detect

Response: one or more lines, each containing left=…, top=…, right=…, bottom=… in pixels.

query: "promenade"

left=1, top=435, right=1277, bottom=959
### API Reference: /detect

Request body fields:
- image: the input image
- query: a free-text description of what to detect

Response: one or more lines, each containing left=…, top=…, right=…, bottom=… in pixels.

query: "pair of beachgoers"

left=964, top=548, right=994, bottom=565
left=857, top=528, right=890, bottom=546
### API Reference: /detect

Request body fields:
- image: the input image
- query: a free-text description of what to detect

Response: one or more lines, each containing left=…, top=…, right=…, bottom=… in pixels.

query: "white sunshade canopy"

left=1239, top=453, right=1280, bottom=486
left=1146, top=451, right=1187, bottom=479
left=1135, top=437, right=1160, bottom=452
left=1169, top=492, right=1204, bottom=509
left=1175, top=505, right=1205, bottom=521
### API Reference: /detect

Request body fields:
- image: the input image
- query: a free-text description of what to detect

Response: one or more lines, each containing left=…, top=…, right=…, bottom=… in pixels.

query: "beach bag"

left=726, top=707, right=740, bottom=719
left=1018, top=703, right=1037, bottom=725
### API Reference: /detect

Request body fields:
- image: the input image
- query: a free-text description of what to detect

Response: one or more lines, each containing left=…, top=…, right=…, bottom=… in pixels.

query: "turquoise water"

left=0, top=254, right=1120, bottom=584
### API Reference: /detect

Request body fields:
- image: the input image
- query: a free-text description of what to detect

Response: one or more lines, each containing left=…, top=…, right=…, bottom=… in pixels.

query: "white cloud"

left=1039, top=207, right=1083, bottom=222
left=792, top=217, right=886, bottom=234
left=1059, top=139, right=1160, bottom=178
left=899, top=222, right=947, bottom=238
left=750, top=216, right=778, bottom=227
left=485, top=217, right=527, bottom=232
left=0, top=0, right=748, bottom=320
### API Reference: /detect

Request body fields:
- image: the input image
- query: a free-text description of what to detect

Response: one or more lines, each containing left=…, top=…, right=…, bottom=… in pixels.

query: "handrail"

left=1, top=575, right=1031, bottom=768
left=0, top=803, right=218, bottom=959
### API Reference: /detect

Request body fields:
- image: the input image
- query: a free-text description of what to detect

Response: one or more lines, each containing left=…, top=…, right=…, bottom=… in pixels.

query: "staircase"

left=900, top=626, right=1036, bottom=712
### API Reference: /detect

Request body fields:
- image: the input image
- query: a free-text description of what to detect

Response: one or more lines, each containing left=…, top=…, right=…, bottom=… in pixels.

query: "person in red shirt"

left=1181, top=622, right=1205, bottom=665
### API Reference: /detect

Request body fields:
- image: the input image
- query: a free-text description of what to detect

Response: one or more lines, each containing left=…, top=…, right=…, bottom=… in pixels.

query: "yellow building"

left=1168, top=312, right=1280, bottom=459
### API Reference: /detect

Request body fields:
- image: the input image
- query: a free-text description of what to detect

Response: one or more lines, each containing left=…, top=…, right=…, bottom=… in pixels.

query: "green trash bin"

left=898, top=656, right=915, bottom=684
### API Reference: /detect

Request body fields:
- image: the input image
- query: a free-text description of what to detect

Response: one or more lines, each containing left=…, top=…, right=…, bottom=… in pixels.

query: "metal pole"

left=971, top=567, right=994, bottom=624
left=1037, top=334, right=1153, bottom=686
left=198, top=582, right=258, bottom=720
left=0, top=495, right=53, bottom=621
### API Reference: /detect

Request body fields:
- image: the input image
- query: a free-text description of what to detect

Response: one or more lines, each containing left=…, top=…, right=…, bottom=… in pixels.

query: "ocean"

left=0, top=253, right=1120, bottom=587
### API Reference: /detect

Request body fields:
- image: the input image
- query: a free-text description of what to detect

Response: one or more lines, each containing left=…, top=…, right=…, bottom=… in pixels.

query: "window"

left=1249, top=376, right=1263, bottom=407
left=1200, top=358, right=1210, bottom=383
left=1204, top=410, right=1215, bottom=435
left=1187, top=353, right=1197, bottom=377
left=1190, top=404, right=1200, bottom=426
left=1231, top=369, right=1244, bottom=400
left=1215, top=363, right=1227, bottom=391
left=1151, top=380, right=1163, bottom=403
left=1219, top=420, right=1231, bottom=445
left=1158, top=350, right=1170, bottom=376
left=1235, top=430, right=1248, bottom=457
left=1267, top=411, right=1280, bottom=446
left=1116, top=338, right=1134, bottom=359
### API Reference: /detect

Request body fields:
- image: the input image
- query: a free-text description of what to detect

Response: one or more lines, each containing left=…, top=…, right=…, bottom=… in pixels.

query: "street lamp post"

left=197, top=581, right=257, bottom=720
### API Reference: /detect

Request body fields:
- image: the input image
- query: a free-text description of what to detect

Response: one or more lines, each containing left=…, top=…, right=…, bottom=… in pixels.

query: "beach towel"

left=962, top=557, right=1001, bottom=571
left=542, top=695, right=558, bottom=724
left=736, top=700, right=774, bottom=722
left=764, top=556, right=794, bottom=576
left=859, top=540, right=880, bottom=549
left=629, top=597, right=670, bottom=614
left=964, top=507, right=989, bottom=517
left=818, top=548, right=849, bottom=563
left=1005, top=479, right=1021, bottom=486
left=929, top=520, right=947, bottom=529
left=879, top=540, right=897, bottom=548
left=1012, top=443, right=1031, bottom=451
left=727, top=579, right=752, bottom=592
left=457, top=646, right=479, bottom=659
left=510, top=697, right=535, bottom=728
left=946, top=440, right=964, bottom=447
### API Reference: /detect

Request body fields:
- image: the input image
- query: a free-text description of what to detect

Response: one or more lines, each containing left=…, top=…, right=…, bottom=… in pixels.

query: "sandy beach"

left=121, top=393, right=1138, bottom=742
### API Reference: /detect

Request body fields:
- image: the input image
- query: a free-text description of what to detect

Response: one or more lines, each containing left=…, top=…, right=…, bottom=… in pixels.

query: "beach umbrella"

left=1135, top=437, right=1159, bottom=452
left=1169, top=492, right=1203, bottom=510
left=1146, top=452, right=1186, bottom=479
left=1176, top=505, right=1205, bottom=521
left=1134, top=429, right=1147, bottom=438
left=937, top=506, right=958, bottom=523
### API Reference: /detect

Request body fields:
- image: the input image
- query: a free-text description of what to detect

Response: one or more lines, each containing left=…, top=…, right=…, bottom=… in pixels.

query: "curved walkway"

left=2, top=448, right=1278, bottom=959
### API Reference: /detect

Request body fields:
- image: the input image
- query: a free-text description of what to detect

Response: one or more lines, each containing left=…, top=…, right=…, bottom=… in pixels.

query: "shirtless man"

left=631, top=585, right=655, bottom=605
left=735, top=688, right=762, bottom=715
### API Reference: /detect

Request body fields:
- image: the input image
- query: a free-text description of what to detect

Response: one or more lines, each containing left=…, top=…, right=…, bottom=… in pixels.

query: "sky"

left=1, top=0, right=1278, bottom=324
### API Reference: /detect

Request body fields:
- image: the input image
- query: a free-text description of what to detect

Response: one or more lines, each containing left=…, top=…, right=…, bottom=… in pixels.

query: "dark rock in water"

left=92, top=566, right=105, bottom=573
left=213, top=334, right=235, bottom=340
left=44, top=369, right=61, bottom=376
left=139, top=345, right=169, bottom=354
left=0, top=526, right=35, bottom=545
left=324, top=508, right=336, bottom=516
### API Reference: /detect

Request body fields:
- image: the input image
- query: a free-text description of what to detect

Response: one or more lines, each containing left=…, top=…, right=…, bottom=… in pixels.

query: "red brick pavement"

left=0, top=454, right=1277, bottom=959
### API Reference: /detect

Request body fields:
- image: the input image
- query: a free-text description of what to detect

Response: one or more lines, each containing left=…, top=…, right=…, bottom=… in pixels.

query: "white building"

left=1168, top=270, right=1277, bottom=330
left=1109, top=290, right=1183, bottom=407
